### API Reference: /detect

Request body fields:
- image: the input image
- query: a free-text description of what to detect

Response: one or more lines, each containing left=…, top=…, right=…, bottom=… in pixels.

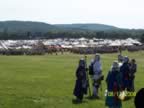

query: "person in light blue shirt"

left=91, top=54, right=102, bottom=98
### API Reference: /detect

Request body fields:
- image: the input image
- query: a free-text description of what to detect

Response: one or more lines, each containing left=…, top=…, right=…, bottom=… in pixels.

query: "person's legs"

left=76, top=94, right=83, bottom=102
left=93, top=84, right=100, bottom=98
left=92, top=79, right=96, bottom=96
left=79, top=94, right=83, bottom=100
left=132, top=77, right=135, bottom=91
left=92, top=75, right=101, bottom=98
left=96, top=85, right=99, bottom=97
left=129, top=79, right=132, bottom=91
left=124, top=79, right=130, bottom=91
left=93, top=86, right=97, bottom=96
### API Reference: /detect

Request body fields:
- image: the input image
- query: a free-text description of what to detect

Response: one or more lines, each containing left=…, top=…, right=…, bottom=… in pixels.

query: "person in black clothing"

left=73, top=58, right=87, bottom=102
left=134, top=88, right=144, bottom=108
left=105, top=61, right=122, bottom=108
left=120, top=56, right=130, bottom=91
left=129, top=59, right=137, bottom=91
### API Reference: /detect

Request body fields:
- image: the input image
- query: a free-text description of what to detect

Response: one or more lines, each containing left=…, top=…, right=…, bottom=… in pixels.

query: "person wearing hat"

left=105, top=61, right=122, bottom=108
left=120, top=56, right=130, bottom=91
left=73, top=58, right=87, bottom=102
left=90, top=54, right=102, bottom=98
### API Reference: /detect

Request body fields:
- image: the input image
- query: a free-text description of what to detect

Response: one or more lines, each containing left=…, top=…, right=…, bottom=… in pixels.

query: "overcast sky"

left=0, top=0, right=144, bottom=29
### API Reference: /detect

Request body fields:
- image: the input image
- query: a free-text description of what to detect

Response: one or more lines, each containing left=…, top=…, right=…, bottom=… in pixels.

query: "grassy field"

left=0, top=51, right=143, bottom=108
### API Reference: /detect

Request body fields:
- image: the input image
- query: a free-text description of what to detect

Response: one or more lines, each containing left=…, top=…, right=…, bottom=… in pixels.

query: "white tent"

left=73, top=44, right=87, bottom=48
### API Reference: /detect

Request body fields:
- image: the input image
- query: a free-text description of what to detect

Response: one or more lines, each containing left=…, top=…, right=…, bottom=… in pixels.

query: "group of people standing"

left=73, top=54, right=137, bottom=108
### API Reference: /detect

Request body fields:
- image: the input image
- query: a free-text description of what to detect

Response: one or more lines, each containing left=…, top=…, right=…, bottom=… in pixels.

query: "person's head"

left=123, top=56, right=129, bottom=63
left=94, top=54, right=100, bottom=61
left=118, top=54, right=123, bottom=62
left=90, top=59, right=94, bottom=64
left=131, top=59, right=136, bottom=64
left=79, top=58, right=85, bottom=67
left=134, top=88, right=144, bottom=108
left=112, top=61, right=119, bottom=71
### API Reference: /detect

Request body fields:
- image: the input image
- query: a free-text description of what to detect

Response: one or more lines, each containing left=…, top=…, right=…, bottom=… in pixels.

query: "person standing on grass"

left=73, top=58, right=87, bottom=102
left=129, top=59, right=137, bottom=91
left=120, top=56, right=130, bottom=91
left=106, top=61, right=122, bottom=108
left=118, top=54, right=123, bottom=67
left=90, top=54, right=102, bottom=98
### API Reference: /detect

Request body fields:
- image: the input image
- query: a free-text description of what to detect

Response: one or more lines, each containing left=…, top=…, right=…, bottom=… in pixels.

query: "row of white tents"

left=0, top=38, right=142, bottom=50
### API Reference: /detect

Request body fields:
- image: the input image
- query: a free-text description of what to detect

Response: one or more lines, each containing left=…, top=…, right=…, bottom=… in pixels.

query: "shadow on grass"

left=86, top=96, right=101, bottom=100
left=124, top=96, right=134, bottom=101
left=72, top=99, right=88, bottom=104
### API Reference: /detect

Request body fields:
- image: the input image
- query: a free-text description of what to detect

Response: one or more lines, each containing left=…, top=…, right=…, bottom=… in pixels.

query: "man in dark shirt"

left=129, top=59, right=137, bottom=91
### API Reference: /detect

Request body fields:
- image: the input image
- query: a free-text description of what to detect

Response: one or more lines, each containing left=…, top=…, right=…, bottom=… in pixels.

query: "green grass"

left=0, top=51, right=143, bottom=108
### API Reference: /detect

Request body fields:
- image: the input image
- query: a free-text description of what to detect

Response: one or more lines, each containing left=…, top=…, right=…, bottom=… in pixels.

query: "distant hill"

left=0, top=21, right=58, bottom=33
left=55, top=23, right=119, bottom=31
left=0, top=21, right=119, bottom=33
left=0, top=21, right=143, bottom=40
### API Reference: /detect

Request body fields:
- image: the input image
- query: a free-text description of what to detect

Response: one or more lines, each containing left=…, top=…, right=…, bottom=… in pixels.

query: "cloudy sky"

left=0, top=0, right=144, bottom=29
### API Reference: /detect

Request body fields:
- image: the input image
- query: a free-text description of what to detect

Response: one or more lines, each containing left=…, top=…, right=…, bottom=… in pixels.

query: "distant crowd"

left=0, top=45, right=144, bottom=55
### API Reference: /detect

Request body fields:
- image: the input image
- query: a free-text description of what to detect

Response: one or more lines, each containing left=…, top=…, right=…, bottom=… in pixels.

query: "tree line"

left=0, top=30, right=144, bottom=43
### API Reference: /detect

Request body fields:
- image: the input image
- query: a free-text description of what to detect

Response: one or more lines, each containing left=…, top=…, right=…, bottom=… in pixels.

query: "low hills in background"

left=0, top=21, right=144, bottom=40
left=0, top=21, right=119, bottom=32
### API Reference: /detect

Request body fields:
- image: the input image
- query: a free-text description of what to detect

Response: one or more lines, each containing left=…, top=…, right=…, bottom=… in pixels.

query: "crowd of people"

left=73, top=53, right=139, bottom=108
